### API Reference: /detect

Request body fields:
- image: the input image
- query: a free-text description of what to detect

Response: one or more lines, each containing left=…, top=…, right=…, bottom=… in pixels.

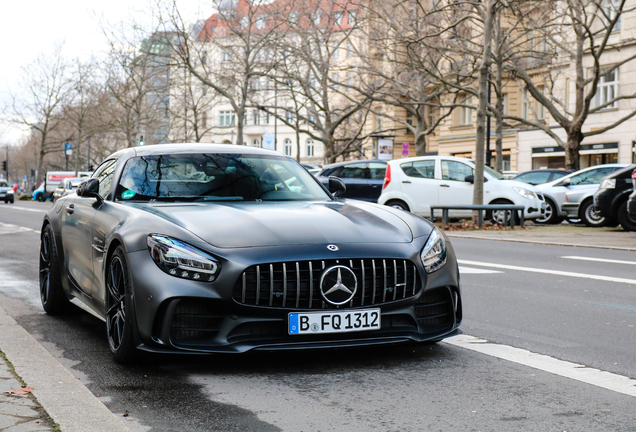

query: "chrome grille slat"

left=282, top=263, right=287, bottom=307
left=309, top=261, right=314, bottom=308
left=269, top=264, right=274, bottom=306
left=360, top=259, right=366, bottom=306
left=295, top=262, right=300, bottom=308
left=382, top=260, right=387, bottom=303
left=234, top=258, right=422, bottom=310
left=256, top=266, right=261, bottom=306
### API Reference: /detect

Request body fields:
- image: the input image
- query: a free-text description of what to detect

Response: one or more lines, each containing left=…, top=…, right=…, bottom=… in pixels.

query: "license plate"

left=288, top=308, right=381, bottom=335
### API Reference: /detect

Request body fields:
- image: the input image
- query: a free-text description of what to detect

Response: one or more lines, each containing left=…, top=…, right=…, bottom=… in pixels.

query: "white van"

left=378, top=156, right=546, bottom=220
left=34, top=171, right=91, bottom=201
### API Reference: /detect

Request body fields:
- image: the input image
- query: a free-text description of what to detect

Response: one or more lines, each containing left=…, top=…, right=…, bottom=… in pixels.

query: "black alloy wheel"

left=106, top=246, right=138, bottom=363
left=39, top=225, right=70, bottom=314
left=580, top=200, right=606, bottom=227
left=618, top=202, right=636, bottom=232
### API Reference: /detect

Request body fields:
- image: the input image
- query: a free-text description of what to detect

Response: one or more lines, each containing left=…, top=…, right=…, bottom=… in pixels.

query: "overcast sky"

left=0, top=0, right=208, bottom=143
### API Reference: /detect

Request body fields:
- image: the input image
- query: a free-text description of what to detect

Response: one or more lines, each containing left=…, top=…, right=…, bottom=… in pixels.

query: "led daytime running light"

left=147, top=235, right=219, bottom=282
left=421, top=227, right=447, bottom=274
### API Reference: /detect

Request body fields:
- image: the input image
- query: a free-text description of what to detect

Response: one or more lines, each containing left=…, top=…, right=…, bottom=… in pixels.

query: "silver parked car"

left=536, top=164, right=628, bottom=224
left=563, top=185, right=609, bottom=227
left=51, top=178, right=84, bottom=202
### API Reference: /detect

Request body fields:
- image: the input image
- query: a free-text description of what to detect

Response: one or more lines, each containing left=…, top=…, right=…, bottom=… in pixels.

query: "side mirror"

left=77, top=178, right=102, bottom=203
left=556, top=178, right=571, bottom=187
left=464, top=175, right=474, bottom=184
left=328, top=176, right=346, bottom=197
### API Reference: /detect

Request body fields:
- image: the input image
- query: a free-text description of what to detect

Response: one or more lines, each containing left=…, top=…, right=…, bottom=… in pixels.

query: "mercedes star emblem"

left=319, top=265, right=357, bottom=305
left=327, top=244, right=339, bottom=251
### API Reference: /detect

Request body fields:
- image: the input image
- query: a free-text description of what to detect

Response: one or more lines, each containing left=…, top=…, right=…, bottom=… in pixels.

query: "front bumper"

left=125, top=241, right=463, bottom=354
left=561, top=203, right=579, bottom=218
left=593, top=190, right=613, bottom=217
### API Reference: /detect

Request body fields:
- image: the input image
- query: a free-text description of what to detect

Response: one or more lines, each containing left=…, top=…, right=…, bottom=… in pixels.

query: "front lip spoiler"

left=133, top=328, right=462, bottom=355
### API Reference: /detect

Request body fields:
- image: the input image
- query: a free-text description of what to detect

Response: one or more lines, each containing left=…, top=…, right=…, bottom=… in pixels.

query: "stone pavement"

left=0, top=355, right=53, bottom=431
left=444, top=222, right=636, bottom=251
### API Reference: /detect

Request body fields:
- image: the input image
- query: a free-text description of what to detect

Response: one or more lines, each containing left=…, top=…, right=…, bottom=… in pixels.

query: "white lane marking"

left=458, top=259, right=636, bottom=285
left=562, top=256, right=636, bottom=266
left=444, top=334, right=636, bottom=398
left=0, top=222, right=40, bottom=235
left=0, top=205, right=48, bottom=213
left=458, top=266, right=503, bottom=275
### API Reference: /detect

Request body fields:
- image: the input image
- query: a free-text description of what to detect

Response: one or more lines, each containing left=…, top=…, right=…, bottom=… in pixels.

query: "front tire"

left=618, top=202, right=636, bottom=232
left=106, top=246, right=138, bottom=363
left=535, top=198, right=560, bottom=224
left=37, top=194, right=44, bottom=202
left=580, top=200, right=606, bottom=227
left=39, top=225, right=71, bottom=314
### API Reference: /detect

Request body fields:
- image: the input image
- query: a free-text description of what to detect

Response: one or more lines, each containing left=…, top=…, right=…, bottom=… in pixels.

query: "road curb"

left=0, top=306, right=131, bottom=432
left=446, top=233, right=636, bottom=252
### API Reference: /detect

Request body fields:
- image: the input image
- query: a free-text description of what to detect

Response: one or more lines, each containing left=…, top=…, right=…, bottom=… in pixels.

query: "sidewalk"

left=444, top=222, right=636, bottom=251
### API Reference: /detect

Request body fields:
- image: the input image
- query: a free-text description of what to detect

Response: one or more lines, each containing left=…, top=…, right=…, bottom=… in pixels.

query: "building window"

left=331, top=41, right=339, bottom=59
left=219, top=111, right=235, bottom=127
left=284, top=139, right=293, bottom=156
left=346, top=40, right=353, bottom=58
left=348, top=10, right=357, bottom=25
left=594, top=68, right=619, bottom=109
left=460, top=96, right=472, bottom=125
left=312, top=11, right=322, bottom=25
left=346, top=72, right=352, bottom=89
left=265, top=112, right=270, bottom=124
left=333, top=12, right=344, bottom=26
left=201, top=52, right=208, bottom=65
left=253, top=109, right=260, bottom=125
left=256, top=15, right=268, bottom=30
left=306, top=139, right=315, bottom=157
left=222, top=51, right=231, bottom=62
left=286, top=110, right=294, bottom=123
left=202, top=112, right=208, bottom=129
left=521, top=90, right=529, bottom=120
left=604, top=0, right=621, bottom=31
left=289, top=12, right=300, bottom=26
left=332, top=72, right=339, bottom=90
left=252, top=139, right=261, bottom=147
left=537, top=87, right=545, bottom=120
left=375, top=107, right=383, bottom=131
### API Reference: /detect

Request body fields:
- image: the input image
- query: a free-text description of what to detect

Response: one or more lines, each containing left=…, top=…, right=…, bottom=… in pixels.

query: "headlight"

left=599, top=179, right=616, bottom=190
left=6, top=190, right=13, bottom=194
left=421, top=227, right=447, bottom=273
left=147, top=235, right=220, bottom=282
left=513, top=187, right=535, bottom=199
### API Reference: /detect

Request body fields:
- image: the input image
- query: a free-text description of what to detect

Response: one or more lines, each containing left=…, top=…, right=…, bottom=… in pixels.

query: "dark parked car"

left=40, top=144, right=462, bottom=363
left=626, top=169, right=636, bottom=225
left=316, top=160, right=387, bottom=202
left=512, top=169, right=570, bottom=186
left=593, top=164, right=636, bottom=231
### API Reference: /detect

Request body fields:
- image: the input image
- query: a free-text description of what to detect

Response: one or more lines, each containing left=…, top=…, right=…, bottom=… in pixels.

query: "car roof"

left=108, top=143, right=288, bottom=160
left=320, top=159, right=386, bottom=170
left=386, top=155, right=472, bottom=165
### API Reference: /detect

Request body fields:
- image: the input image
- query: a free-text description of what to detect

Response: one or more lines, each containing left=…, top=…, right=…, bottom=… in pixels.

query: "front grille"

left=170, top=299, right=223, bottom=344
left=233, top=259, right=421, bottom=310
left=415, top=288, right=454, bottom=327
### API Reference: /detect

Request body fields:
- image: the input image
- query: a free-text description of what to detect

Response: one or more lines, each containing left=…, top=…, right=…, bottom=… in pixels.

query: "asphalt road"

left=1, top=200, right=635, bottom=431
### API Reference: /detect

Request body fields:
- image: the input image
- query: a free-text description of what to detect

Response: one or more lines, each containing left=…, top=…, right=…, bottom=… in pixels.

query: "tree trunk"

left=565, top=131, right=583, bottom=171
left=472, top=0, right=495, bottom=221
left=415, top=132, right=427, bottom=157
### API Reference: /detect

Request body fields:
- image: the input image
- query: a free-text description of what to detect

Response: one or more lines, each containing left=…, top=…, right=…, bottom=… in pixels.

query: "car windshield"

left=483, top=165, right=504, bottom=180
left=0, top=181, right=8, bottom=188
left=116, top=153, right=330, bottom=202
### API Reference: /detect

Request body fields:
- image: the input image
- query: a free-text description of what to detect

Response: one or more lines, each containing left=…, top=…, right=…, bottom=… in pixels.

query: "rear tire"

left=37, top=194, right=44, bottom=202
left=39, top=225, right=71, bottom=314
left=618, top=202, right=636, bottom=232
left=385, top=200, right=410, bottom=212
left=580, top=200, right=606, bottom=227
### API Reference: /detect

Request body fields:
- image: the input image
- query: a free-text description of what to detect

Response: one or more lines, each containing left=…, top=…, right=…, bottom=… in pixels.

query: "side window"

left=93, top=160, right=118, bottom=198
left=339, top=163, right=368, bottom=179
left=401, top=161, right=435, bottom=179
left=441, top=160, right=473, bottom=181
left=569, top=168, right=614, bottom=185
left=368, top=162, right=387, bottom=180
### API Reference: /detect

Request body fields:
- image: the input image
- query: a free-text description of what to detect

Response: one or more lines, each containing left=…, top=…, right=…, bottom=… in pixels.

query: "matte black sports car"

left=39, top=144, right=462, bottom=363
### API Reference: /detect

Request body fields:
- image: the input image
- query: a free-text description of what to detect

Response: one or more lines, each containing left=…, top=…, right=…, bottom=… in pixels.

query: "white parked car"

left=378, top=156, right=546, bottom=221
left=536, top=164, right=628, bottom=224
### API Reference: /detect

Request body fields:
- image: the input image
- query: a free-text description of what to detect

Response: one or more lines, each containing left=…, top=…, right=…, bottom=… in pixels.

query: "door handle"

left=440, top=184, right=450, bottom=187
left=66, top=204, right=74, bottom=214
left=402, top=181, right=411, bottom=184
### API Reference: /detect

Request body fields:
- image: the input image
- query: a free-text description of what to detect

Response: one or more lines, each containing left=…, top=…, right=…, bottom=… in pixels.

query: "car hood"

left=501, top=179, right=541, bottom=192
left=132, top=200, right=415, bottom=248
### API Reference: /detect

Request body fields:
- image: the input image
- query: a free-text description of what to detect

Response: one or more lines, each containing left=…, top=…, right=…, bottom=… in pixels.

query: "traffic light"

left=1, top=161, right=6, bottom=171
left=138, top=133, right=145, bottom=146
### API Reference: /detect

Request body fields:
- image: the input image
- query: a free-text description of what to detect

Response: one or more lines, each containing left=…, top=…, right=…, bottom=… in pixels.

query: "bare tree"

left=504, top=0, right=636, bottom=170
left=8, top=46, right=72, bottom=184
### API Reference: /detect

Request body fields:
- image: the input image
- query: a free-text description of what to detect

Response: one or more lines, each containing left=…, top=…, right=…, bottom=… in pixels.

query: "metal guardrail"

left=430, top=204, right=525, bottom=229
